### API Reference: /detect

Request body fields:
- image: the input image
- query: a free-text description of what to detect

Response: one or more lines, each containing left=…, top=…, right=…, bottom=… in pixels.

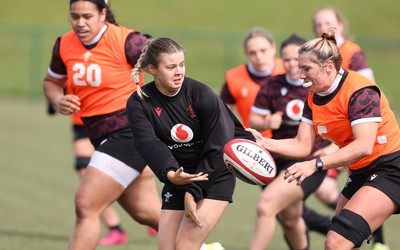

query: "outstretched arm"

left=284, top=122, right=377, bottom=185
left=247, top=121, right=316, bottom=159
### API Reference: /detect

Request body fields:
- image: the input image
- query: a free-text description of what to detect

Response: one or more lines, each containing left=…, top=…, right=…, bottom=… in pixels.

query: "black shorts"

left=263, top=158, right=327, bottom=199
left=72, top=125, right=88, bottom=141
left=96, top=127, right=147, bottom=173
left=341, top=150, right=400, bottom=214
left=160, top=169, right=236, bottom=210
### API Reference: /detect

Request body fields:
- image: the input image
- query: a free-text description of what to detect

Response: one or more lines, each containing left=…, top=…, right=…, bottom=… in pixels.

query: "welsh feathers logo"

left=170, top=124, right=194, bottom=143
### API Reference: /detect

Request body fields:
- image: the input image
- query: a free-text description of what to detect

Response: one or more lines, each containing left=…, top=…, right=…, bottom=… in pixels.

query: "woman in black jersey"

left=127, top=37, right=254, bottom=250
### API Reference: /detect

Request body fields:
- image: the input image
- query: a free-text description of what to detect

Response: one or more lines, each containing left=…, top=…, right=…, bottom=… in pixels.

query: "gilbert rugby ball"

left=223, top=138, right=277, bottom=186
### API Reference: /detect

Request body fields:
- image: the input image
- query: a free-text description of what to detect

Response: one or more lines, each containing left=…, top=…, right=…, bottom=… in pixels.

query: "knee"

left=279, top=215, right=300, bottom=230
left=129, top=206, right=159, bottom=227
left=328, top=209, right=371, bottom=248
left=256, top=197, right=276, bottom=218
left=74, top=191, right=96, bottom=219
left=325, top=231, right=344, bottom=249
left=131, top=210, right=153, bottom=223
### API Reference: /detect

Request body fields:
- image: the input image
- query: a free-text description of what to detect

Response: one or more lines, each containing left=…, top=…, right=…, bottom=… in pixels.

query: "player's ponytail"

left=132, top=43, right=150, bottom=99
left=298, top=27, right=342, bottom=71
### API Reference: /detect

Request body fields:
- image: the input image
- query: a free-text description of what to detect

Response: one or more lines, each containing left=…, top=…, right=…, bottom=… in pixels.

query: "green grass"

left=0, top=0, right=400, bottom=249
left=0, top=0, right=400, bottom=114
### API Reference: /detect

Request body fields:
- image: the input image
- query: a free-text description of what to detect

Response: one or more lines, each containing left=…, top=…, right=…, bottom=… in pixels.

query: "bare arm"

left=247, top=121, right=316, bottom=159
left=43, top=73, right=80, bottom=115
left=285, top=122, right=378, bottom=184
left=249, top=111, right=283, bottom=131
left=318, top=122, right=377, bottom=169
left=249, top=111, right=268, bottom=131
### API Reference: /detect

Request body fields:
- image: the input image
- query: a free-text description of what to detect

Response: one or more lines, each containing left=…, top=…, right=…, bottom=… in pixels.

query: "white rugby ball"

left=223, top=138, right=277, bottom=186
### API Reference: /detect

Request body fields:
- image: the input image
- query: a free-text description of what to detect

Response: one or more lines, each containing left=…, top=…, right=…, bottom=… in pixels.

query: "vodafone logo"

left=286, top=99, right=304, bottom=121
left=171, top=124, right=194, bottom=143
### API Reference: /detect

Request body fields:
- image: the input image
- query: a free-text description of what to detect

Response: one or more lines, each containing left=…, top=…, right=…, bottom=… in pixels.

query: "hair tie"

left=321, top=33, right=330, bottom=39
left=321, top=32, right=337, bottom=45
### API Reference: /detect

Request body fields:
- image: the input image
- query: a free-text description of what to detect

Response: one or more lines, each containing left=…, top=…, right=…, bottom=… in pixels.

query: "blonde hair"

left=298, top=28, right=342, bottom=71
left=131, top=44, right=149, bottom=98
left=131, top=37, right=185, bottom=98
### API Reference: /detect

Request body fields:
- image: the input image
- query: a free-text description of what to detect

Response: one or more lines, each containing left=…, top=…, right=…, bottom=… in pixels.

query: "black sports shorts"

left=342, top=150, right=400, bottom=214
left=160, top=169, right=236, bottom=210
left=95, top=127, right=147, bottom=173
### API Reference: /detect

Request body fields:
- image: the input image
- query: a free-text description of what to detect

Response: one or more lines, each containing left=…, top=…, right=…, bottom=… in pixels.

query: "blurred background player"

left=220, top=27, right=285, bottom=138
left=47, top=99, right=157, bottom=246
left=248, top=34, right=329, bottom=250
left=43, top=1, right=160, bottom=249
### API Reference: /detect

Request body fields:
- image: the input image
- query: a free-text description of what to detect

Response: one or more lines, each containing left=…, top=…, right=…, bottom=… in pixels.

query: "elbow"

left=361, top=146, right=373, bottom=157
left=355, top=142, right=374, bottom=159
left=303, top=148, right=313, bottom=158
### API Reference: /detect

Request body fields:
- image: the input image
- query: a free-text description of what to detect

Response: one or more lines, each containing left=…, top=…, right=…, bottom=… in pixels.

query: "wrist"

left=315, top=157, right=324, bottom=172
left=263, top=120, right=270, bottom=130
left=162, top=167, right=177, bottom=184
left=166, top=169, right=176, bottom=181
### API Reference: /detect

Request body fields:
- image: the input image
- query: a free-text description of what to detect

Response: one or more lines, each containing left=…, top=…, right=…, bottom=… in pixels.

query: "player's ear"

left=325, top=60, right=334, bottom=73
left=147, top=64, right=156, bottom=75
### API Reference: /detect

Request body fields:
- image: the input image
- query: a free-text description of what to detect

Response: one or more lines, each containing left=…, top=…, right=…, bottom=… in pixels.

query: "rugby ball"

left=223, top=139, right=277, bottom=186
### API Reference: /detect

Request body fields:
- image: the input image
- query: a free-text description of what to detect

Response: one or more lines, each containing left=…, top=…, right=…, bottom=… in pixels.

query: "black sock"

left=110, top=225, right=124, bottom=232
left=372, top=226, right=384, bottom=244
left=302, top=206, right=331, bottom=235
left=283, top=231, right=310, bottom=250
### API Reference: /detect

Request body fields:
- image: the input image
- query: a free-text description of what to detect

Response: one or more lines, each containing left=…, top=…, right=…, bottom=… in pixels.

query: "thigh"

left=74, top=137, right=94, bottom=157
left=76, top=167, right=125, bottom=212
left=177, top=199, right=229, bottom=249
left=344, top=186, right=396, bottom=232
left=158, top=210, right=184, bottom=250
left=314, top=175, right=338, bottom=200
left=119, top=166, right=161, bottom=215
left=279, top=200, right=304, bottom=222
left=335, top=194, right=349, bottom=214
left=259, top=171, right=304, bottom=212
left=89, top=151, right=140, bottom=188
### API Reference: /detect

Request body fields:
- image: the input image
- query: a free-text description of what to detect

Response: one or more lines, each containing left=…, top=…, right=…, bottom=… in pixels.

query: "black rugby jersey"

left=127, top=77, right=253, bottom=201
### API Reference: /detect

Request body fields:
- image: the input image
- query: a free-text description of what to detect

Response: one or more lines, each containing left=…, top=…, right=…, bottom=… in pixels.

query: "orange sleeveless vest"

left=226, top=59, right=285, bottom=138
left=307, top=71, right=400, bottom=170
left=59, top=24, right=137, bottom=117
left=339, top=40, right=362, bottom=71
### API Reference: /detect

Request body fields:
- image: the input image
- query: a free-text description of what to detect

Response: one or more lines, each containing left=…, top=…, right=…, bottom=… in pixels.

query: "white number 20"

left=72, top=63, right=102, bottom=87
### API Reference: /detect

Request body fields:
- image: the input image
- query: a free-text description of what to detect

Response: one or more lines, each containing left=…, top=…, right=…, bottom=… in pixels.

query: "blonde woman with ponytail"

left=247, top=28, right=400, bottom=250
